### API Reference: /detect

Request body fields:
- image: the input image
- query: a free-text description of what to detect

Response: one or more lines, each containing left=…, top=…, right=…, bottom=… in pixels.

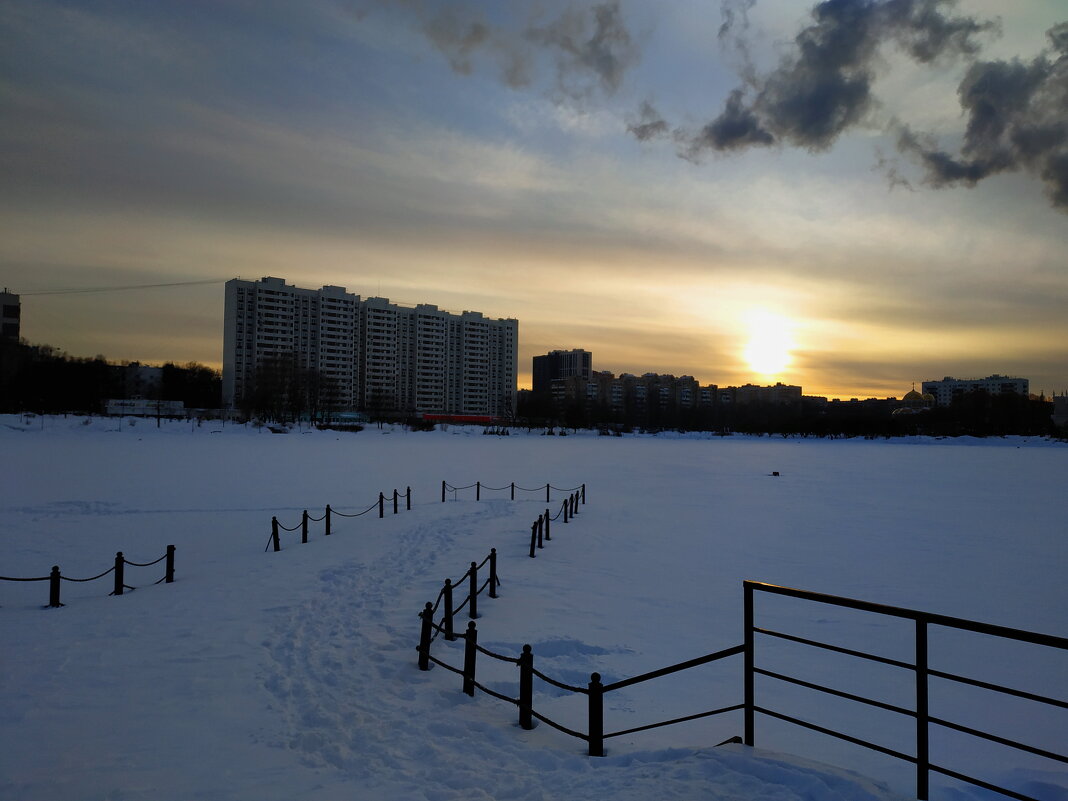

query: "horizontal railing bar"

left=754, top=627, right=915, bottom=670
left=929, top=716, right=1068, bottom=764
left=529, top=708, right=589, bottom=741
left=469, top=679, right=519, bottom=706
left=754, top=706, right=917, bottom=764
left=427, top=655, right=465, bottom=677
left=753, top=667, right=916, bottom=717
left=473, top=642, right=520, bottom=664
left=929, top=763, right=1042, bottom=801
left=929, top=668, right=1068, bottom=710
left=530, top=666, right=589, bottom=694
left=603, top=644, right=745, bottom=693
left=746, top=581, right=1068, bottom=650
left=605, top=703, right=745, bottom=739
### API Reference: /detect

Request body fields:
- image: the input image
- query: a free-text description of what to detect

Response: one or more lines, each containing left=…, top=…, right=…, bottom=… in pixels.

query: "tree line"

left=0, top=339, right=220, bottom=414
left=517, top=390, right=1059, bottom=439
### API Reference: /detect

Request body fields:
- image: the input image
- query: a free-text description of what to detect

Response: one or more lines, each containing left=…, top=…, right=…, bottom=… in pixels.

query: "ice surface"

left=1, top=415, right=1064, bottom=800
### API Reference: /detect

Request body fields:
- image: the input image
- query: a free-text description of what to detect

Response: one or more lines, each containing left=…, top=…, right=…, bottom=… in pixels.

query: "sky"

left=2, top=0, right=1066, bottom=399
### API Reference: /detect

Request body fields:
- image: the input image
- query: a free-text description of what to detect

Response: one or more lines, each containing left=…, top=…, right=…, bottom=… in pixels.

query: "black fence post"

left=165, top=545, right=175, bottom=583
left=393, top=489, right=399, bottom=515
left=113, top=552, right=124, bottom=596
left=418, top=602, right=433, bottom=671
left=544, top=508, right=551, bottom=541
left=271, top=517, right=280, bottom=552
left=545, top=483, right=550, bottom=503
left=301, top=510, right=309, bottom=544
left=916, top=618, right=930, bottom=801
left=48, top=565, right=62, bottom=607
left=325, top=505, right=332, bottom=536
left=463, top=621, right=477, bottom=696
left=581, top=483, right=586, bottom=504
left=379, top=492, right=385, bottom=518
left=744, top=581, right=755, bottom=746
left=537, top=515, right=544, bottom=549
left=519, top=644, right=534, bottom=730
left=511, top=482, right=515, bottom=501
left=563, top=498, right=569, bottom=524
left=468, top=561, right=478, bottom=619
left=588, top=672, right=604, bottom=756
left=406, top=486, right=411, bottom=511
left=571, top=493, right=578, bottom=516
left=489, top=548, right=498, bottom=598
left=529, top=522, right=538, bottom=558
left=441, top=480, right=446, bottom=503
left=476, top=481, right=481, bottom=501
left=444, top=579, right=454, bottom=641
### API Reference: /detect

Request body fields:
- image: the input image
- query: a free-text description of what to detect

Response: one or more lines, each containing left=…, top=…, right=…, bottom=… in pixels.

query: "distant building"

left=921, top=375, right=1029, bottom=407
left=1052, top=394, right=1068, bottom=430
left=106, top=398, right=185, bottom=417
left=532, top=349, right=592, bottom=395
left=1, top=289, right=19, bottom=341
left=223, top=277, right=518, bottom=417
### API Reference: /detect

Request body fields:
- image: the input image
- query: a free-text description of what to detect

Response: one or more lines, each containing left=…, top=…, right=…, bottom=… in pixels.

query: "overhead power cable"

left=19, top=278, right=233, bottom=296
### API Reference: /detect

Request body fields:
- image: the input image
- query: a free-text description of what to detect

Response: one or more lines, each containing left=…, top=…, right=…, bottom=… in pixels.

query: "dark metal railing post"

left=563, top=498, right=569, bottom=524
left=537, top=515, right=544, bottom=549
left=744, top=581, right=755, bottom=746
left=916, top=617, right=930, bottom=801
left=519, top=644, right=534, bottom=730
left=588, top=672, right=604, bottom=756
left=418, top=602, right=433, bottom=671
left=406, top=486, right=411, bottom=511
left=545, top=483, right=550, bottom=503
left=511, top=482, right=515, bottom=501
left=441, top=480, right=446, bottom=503
left=393, top=489, right=399, bottom=515
left=468, top=561, right=478, bottom=619
left=48, top=565, right=62, bottom=607
left=325, top=505, right=332, bottom=536
left=529, top=521, right=538, bottom=558
left=113, top=552, right=124, bottom=596
left=271, top=517, right=280, bottom=552
left=443, top=579, right=454, bottom=641
left=165, top=544, right=175, bottom=583
left=581, top=483, right=586, bottom=504
left=476, top=481, right=481, bottom=501
left=544, top=508, right=551, bottom=540
left=379, top=492, right=384, bottom=518
left=572, top=492, right=578, bottom=516
left=301, top=510, right=309, bottom=544
left=489, top=548, right=498, bottom=598
left=463, top=621, right=477, bottom=696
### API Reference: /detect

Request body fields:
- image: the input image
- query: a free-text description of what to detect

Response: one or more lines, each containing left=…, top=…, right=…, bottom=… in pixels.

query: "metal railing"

left=744, top=580, right=1068, bottom=801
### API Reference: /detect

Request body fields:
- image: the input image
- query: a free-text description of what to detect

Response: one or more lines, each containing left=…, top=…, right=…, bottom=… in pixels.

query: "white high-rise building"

left=223, top=277, right=517, bottom=417
left=921, top=375, right=1030, bottom=406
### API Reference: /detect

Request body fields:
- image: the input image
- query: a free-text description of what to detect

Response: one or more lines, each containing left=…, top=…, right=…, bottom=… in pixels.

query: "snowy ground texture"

left=1, top=415, right=1065, bottom=801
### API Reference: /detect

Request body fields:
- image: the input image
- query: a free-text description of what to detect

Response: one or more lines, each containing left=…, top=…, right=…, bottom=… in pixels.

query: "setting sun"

left=742, top=310, right=794, bottom=376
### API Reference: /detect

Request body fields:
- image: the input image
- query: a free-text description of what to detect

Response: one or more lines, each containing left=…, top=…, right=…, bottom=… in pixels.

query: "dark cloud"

left=677, top=0, right=996, bottom=156
left=626, top=100, right=669, bottom=141
left=896, top=23, right=1068, bottom=209
left=391, top=1, right=639, bottom=100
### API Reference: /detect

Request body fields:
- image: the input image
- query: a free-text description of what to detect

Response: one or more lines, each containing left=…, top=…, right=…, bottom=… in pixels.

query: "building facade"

left=223, top=277, right=517, bottom=417
left=1, top=289, right=20, bottom=341
left=532, top=349, right=592, bottom=395
left=921, top=375, right=1029, bottom=407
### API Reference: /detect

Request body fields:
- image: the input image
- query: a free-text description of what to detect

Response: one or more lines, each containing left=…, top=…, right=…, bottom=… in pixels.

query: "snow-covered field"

left=1, top=415, right=1065, bottom=801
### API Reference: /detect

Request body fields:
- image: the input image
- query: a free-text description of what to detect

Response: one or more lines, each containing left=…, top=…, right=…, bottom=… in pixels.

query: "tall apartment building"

left=921, top=375, right=1029, bottom=407
left=532, top=349, right=592, bottom=395
left=223, top=277, right=517, bottom=417
left=1, top=289, right=20, bottom=341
